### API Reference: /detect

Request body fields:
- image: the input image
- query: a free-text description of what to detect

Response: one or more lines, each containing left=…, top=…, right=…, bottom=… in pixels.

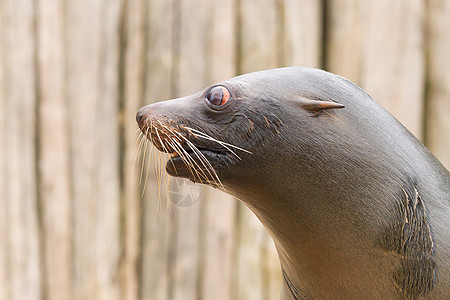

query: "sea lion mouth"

left=137, top=117, right=248, bottom=186
left=167, top=147, right=230, bottom=180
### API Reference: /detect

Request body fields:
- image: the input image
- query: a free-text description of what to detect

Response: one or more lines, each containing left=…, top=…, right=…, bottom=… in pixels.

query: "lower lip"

left=166, top=149, right=224, bottom=171
left=170, top=149, right=222, bottom=161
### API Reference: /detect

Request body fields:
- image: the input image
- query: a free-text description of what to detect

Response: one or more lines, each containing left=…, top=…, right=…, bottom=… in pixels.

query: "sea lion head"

left=135, top=67, right=364, bottom=194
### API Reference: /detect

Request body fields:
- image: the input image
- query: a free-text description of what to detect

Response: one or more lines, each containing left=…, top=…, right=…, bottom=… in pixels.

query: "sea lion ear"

left=297, top=96, right=345, bottom=112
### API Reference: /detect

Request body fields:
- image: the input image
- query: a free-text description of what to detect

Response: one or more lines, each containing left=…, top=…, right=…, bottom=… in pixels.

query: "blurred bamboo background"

left=0, top=0, right=449, bottom=299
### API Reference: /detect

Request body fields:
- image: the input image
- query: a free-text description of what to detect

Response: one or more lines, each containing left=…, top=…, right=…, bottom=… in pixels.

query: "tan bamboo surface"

left=0, top=0, right=448, bottom=299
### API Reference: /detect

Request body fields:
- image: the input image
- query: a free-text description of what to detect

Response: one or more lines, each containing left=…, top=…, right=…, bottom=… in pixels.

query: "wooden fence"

left=0, top=0, right=449, bottom=299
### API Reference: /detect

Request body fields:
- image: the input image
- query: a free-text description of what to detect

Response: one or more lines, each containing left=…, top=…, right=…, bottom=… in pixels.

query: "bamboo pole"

left=36, top=0, right=72, bottom=298
left=426, top=0, right=450, bottom=169
left=326, top=0, right=426, bottom=138
left=200, top=0, right=237, bottom=298
left=2, top=0, right=41, bottom=299
left=66, top=0, right=122, bottom=298
left=120, top=0, right=147, bottom=298
left=238, top=0, right=280, bottom=298
left=139, top=0, right=174, bottom=299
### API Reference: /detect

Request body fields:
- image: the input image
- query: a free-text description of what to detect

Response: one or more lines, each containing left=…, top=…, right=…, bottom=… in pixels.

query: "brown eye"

left=206, top=86, right=231, bottom=107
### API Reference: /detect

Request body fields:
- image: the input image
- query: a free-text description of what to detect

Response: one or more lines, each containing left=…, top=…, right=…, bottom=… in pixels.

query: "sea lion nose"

left=137, top=103, right=166, bottom=125
left=136, top=106, right=148, bottom=125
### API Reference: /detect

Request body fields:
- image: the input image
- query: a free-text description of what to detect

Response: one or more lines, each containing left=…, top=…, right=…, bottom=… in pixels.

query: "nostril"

left=136, top=108, right=146, bottom=124
left=136, top=103, right=161, bottom=126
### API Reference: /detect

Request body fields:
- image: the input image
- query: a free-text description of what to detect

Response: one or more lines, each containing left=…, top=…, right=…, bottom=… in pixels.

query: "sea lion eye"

left=206, top=86, right=230, bottom=107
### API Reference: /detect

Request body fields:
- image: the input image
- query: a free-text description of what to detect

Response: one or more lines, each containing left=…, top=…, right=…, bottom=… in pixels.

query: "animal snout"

left=136, top=106, right=148, bottom=125
left=136, top=103, right=165, bottom=126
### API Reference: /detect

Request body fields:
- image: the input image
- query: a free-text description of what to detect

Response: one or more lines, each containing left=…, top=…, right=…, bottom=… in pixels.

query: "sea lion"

left=136, top=67, right=450, bottom=299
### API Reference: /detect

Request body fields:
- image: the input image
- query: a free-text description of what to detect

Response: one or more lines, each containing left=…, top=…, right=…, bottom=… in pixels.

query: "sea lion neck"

left=224, top=142, right=397, bottom=297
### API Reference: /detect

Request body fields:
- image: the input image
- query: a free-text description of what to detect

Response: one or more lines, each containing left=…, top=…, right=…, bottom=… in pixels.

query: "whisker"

left=174, top=129, right=242, bottom=160
left=173, top=134, right=223, bottom=188
left=135, top=131, right=144, bottom=146
left=154, top=128, right=169, bottom=201
left=166, top=175, right=172, bottom=211
left=159, top=124, right=209, bottom=182
left=141, top=142, right=153, bottom=198
left=160, top=151, right=167, bottom=203
left=132, top=131, right=146, bottom=175
left=164, top=139, right=178, bottom=173
left=138, top=121, right=230, bottom=203
left=186, top=141, right=224, bottom=189
left=139, top=128, right=150, bottom=185
left=157, top=123, right=226, bottom=186
left=158, top=124, right=202, bottom=177
left=170, top=139, right=209, bottom=183
left=160, top=125, right=223, bottom=188
left=184, top=126, right=252, bottom=154
left=170, top=130, right=222, bottom=186
left=162, top=173, right=170, bottom=212
left=155, top=150, right=163, bottom=202
left=154, top=126, right=170, bottom=155
left=165, top=138, right=206, bottom=183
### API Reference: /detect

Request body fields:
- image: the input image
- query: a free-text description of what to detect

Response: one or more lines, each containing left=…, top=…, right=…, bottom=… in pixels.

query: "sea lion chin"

left=137, top=67, right=450, bottom=299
